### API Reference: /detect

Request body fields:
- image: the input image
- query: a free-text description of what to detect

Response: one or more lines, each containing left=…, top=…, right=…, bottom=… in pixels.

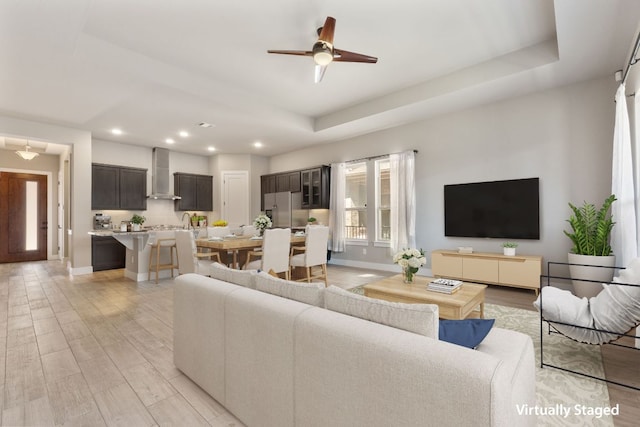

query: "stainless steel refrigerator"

left=264, top=191, right=302, bottom=228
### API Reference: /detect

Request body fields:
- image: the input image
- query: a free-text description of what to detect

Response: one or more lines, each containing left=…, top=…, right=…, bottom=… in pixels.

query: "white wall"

left=269, top=76, right=617, bottom=272
left=0, top=115, right=92, bottom=273
left=208, top=153, right=270, bottom=223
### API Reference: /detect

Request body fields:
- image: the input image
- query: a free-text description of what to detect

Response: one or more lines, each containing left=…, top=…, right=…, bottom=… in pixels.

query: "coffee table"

left=363, top=274, right=486, bottom=320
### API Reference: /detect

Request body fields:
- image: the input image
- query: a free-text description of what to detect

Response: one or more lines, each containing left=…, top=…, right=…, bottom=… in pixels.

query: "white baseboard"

left=68, top=265, right=93, bottom=275
left=328, top=259, right=433, bottom=277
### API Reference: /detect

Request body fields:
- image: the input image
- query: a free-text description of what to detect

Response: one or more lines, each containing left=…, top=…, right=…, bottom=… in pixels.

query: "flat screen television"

left=444, top=177, right=540, bottom=239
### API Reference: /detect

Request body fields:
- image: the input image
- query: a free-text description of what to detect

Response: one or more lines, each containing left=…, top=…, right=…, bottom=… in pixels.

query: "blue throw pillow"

left=439, top=319, right=495, bottom=349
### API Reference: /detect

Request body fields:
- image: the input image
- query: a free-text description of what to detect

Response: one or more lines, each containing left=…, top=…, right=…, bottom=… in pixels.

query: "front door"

left=0, top=172, right=48, bottom=262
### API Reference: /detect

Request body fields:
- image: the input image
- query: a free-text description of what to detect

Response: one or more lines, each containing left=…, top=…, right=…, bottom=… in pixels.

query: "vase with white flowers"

left=253, top=213, right=272, bottom=237
left=392, top=248, right=427, bottom=284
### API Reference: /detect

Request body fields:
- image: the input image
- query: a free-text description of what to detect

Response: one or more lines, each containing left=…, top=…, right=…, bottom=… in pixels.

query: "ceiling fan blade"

left=267, top=50, right=313, bottom=56
left=314, top=64, right=328, bottom=83
left=333, top=48, right=378, bottom=63
left=318, top=16, right=336, bottom=45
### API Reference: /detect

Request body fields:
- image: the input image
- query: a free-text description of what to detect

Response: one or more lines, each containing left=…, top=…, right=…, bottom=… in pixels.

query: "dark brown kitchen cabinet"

left=301, top=166, right=330, bottom=209
left=92, top=164, right=147, bottom=210
left=276, top=171, right=301, bottom=193
left=261, top=175, right=276, bottom=195
left=174, top=173, right=213, bottom=211
left=91, top=236, right=126, bottom=271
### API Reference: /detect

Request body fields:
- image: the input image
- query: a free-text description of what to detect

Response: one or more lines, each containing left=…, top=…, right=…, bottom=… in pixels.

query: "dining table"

left=196, top=233, right=306, bottom=269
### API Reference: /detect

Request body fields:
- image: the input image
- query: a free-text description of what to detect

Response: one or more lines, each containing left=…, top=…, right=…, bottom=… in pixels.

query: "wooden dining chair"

left=289, top=225, right=329, bottom=286
left=244, top=228, right=291, bottom=279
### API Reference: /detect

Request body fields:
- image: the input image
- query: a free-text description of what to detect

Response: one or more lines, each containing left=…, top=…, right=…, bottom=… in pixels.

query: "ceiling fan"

left=268, top=16, right=378, bottom=83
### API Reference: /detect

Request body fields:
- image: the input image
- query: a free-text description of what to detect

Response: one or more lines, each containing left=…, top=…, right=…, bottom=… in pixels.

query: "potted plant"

left=502, top=242, right=518, bottom=256
left=197, top=215, right=207, bottom=227
left=564, top=194, right=616, bottom=298
left=130, top=214, right=146, bottom=231
left=307, top=217, right=317, bottom=225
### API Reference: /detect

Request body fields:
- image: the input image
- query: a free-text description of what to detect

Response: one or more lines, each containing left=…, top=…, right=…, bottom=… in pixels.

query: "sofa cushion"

left=324, top=285, right=439, bottom=338
left=210, top=262, right=258, bottom=289
left=209, top=262, right=232, bottom=282
left=229, top=268, right=258, bottom=289
left=255, top=271, right=324, bottom=307
left=439, top=319, right=495, bottom=349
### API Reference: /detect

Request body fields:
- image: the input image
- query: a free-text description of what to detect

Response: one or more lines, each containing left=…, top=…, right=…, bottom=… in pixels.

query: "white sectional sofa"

left=173, top=273, right=536, bottom=427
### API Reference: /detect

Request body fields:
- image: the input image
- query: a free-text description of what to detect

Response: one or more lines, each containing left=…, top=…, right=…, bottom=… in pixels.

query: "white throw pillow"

left=255, top=272, right=324, bottom=307
left=533, top=287, right=599, bottom=343
left=324, top=286, right=439, bottom=339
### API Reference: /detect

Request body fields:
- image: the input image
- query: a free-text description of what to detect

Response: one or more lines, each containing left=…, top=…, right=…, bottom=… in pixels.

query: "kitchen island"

left=89, top=228, right=186, bottom=282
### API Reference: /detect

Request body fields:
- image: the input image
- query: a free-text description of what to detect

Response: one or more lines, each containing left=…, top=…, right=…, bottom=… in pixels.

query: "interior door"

left=0, top=172, right=48, bottom=262
left=222, top=171, right=249, bottom=227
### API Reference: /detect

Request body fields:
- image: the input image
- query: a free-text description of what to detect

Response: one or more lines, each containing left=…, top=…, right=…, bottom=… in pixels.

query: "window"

left=376, top=159, right=390, bottom=241
left=345, top=162, right=367, bottom=240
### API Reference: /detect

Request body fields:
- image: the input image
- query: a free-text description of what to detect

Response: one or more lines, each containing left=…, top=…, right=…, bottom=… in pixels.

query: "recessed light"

left=254, top=141, right=263, bottom=148
left=165, top=138, right=175, bottom=144
left=111, top=128, right=123, bottom=135
left=179, top=131, right=189, bottom=138
left=207, top=146, right=216, bottom=152
left=198, top=122, right=215, bottom=128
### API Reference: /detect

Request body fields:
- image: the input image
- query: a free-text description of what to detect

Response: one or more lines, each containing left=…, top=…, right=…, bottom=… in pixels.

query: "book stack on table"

left=428, top=278, right=463, bottom=294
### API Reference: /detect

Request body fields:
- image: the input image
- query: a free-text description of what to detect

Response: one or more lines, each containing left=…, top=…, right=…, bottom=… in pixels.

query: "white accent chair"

left=175, top=230, right=221, bottom=275
left=244, top=228, right=291, bottom=279
left=290, top=225, right=329, bottom=286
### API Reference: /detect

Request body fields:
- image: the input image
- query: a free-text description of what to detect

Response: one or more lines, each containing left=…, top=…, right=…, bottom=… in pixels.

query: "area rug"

left=347, top=286, right=613, bottom=426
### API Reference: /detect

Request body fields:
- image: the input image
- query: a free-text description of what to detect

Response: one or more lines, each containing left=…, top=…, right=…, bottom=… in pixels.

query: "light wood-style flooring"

left=0, top=261, right=637, bottom=426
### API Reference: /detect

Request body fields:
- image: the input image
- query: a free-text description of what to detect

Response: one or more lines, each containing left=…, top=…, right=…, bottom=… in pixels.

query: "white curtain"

left=329, top=162, right=346, bottom=252
left=611, top=83, right=638, bottom=268
left=390, top=150, right=416, bottom=253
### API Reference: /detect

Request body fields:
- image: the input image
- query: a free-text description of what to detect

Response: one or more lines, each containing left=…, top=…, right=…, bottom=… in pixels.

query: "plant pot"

left=503, top=247, right=516, bottom=256
left=567, top=253, right=615, bottom=298
left=132, top=223, right=141, bottom=232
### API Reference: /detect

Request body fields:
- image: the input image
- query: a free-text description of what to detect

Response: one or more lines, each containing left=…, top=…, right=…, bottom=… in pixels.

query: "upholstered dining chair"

left=206, top=226, right=231, bottom=238
left=241, top=225, right=257, bottom=236
left=205, top=225, right=233, bottom=264
left=289, top=225, right=329, bottom=286
left=174, top=229, right=221, bottom=275
left=244, top=228, right=291, bottom=279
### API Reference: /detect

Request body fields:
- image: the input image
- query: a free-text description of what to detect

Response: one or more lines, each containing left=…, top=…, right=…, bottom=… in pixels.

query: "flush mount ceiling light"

left=179, top=131, right=189, bottom=137
left=165, top=138, right=175, bottom=144
left=111, top=128, right=123, bottom=135
left=15, top=140, right=39, bottom=160
left=207, top=146, right=216, bottom=152
left=253, top=141, right=263, bottom=148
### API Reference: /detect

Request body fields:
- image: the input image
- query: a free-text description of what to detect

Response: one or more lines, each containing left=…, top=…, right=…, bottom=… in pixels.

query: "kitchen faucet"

left=181, top=212, right=192, bottom=229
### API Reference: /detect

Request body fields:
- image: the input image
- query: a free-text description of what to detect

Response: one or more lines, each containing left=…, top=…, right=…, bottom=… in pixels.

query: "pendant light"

left=15, top=140, right=39, bottom=160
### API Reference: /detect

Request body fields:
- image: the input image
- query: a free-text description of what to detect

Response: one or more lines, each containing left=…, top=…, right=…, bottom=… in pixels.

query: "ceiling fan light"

left=15, top=144, right=39, bottom=160
left=313, top=42, right=333, bottom=66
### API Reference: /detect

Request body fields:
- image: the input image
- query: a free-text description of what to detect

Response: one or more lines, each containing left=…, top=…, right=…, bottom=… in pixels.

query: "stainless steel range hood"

left=148, top=147, right=181, bottom=200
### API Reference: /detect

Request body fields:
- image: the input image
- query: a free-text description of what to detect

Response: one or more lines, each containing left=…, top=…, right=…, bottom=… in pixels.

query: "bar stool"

left=148, top=231, right=179, bottom=283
